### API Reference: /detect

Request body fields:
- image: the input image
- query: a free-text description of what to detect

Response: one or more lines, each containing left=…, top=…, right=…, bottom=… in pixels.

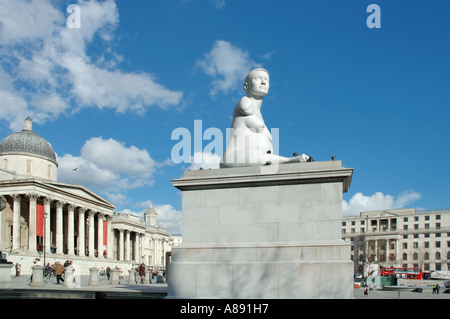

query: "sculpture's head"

left=243, top=68, right=270, bottom=98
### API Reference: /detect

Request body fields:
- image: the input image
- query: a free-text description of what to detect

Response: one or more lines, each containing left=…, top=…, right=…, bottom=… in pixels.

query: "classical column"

left=67, top=205, right=75, bottom=256
left=106, top=216, right=112, bottom=259
left=27, top=193, right=37, bottom=253
left=88, top=211, right=95, bottom=257
left=12, top=195, right=21, bottom=252
left=77, top=208, right=86, bottom=256
left=43, top=198, right=51, bottom=255
left=97, top=212, right=104, bottom=257
left=119, top=228, right=124, bottom=261
left=55, top=201, right=63, bottom=254
left=125, top=230, right=131, bottom=261
left=134, top=233, right=140, bottom=263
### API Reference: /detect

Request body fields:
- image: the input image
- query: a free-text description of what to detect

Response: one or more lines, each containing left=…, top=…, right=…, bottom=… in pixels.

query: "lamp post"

left=43, top=212, right=47, bottom=267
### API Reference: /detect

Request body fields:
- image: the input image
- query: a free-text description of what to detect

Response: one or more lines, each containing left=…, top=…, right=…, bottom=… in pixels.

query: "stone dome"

left=0, top=117, right=58, bottom=166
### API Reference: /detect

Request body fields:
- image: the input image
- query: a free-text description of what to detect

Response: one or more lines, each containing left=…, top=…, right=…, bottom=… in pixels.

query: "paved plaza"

left=1, top=273, right=450, bottom=299
left=0, top=273, right=168, bottom=299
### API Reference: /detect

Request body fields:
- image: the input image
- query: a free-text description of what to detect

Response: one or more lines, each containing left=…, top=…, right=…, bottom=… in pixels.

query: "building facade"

left=0, top=118, right=177, bottom=274
left=342, top=208, right=450, bottom=275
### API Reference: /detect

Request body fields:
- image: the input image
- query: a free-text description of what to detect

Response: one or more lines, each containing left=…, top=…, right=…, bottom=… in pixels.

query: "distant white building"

left=342, top=208, right=450, bottom=276
left=0, top=118, right=178, bottom=274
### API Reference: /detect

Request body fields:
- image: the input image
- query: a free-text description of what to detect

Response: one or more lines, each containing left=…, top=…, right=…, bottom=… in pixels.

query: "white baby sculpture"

left=220, top=68, right=312, bottom=168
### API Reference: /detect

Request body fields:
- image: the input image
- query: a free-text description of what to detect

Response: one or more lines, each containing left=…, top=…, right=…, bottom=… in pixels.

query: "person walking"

left=15, top=263, right=21, bottom=277
left=53, top=261, right=65, bottom=284
left=138, top=263, right=146, bottom=284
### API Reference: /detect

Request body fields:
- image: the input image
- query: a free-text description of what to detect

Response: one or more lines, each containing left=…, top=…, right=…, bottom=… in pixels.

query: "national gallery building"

left=0, top=118, right=177, bottom=274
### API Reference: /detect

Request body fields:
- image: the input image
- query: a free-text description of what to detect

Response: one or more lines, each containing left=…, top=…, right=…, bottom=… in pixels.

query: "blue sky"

left=0, top=0, right=449, bottom=235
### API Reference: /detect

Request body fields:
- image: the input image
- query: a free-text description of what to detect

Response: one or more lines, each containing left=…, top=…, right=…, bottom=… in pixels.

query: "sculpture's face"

left=247, top=70, right=270, bottom=97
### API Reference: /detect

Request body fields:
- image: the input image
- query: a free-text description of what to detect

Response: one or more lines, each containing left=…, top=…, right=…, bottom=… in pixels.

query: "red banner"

left=36, top=204, right=44, bottom=236
left=103, top=220, right=107, bottom=245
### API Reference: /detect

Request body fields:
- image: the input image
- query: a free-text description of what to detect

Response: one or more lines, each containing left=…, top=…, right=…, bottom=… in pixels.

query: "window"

left=3, top=159, right=7, bottom=170
left=424, top=216, right=430, bottom=221
left=413, top=242, right=419, bottom=249
left=436, top=241, right=441, bottom=248
left=435, top=252, right=441, bottom=260
left=424, top=242, right=430, bottom=248
left=436, top=215, right=441, bottom=220
left=436, top=223, right=441, bottom=229
left=25, top=160, right=32, bottom=174
left=414, top=216, right=419, bottom=222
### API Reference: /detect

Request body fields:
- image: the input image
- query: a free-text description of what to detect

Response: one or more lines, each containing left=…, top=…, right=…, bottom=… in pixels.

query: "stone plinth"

left=88, top=267, right=99, bottom=285
left=0, top=263, right=14, bottom=288
left=167, top=161, right=354, bottom=298
left=30, top=265, right=44, bottom=287
left=110, top=268, right=120, bottom=285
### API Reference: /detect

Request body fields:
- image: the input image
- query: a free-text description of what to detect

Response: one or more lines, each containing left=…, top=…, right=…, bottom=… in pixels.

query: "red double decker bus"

left=381, top=267, right=423, bottom=279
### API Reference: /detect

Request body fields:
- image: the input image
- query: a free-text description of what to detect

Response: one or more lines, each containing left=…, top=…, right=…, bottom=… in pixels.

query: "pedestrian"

left=436, top=283, right=440, bottom=294
left=138, top=263, right=146, bottom=284
left=15, top=263, right=21, bottom=277
left=106, top=266, right=111, bottom=280
left=364, top=287, right=368, bottom=297
left=432, top=284, right=436, bottom=294
left=53, top=261, right=65, bottom=284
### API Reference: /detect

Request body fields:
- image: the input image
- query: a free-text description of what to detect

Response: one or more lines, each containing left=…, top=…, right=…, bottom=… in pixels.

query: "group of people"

left=99, top=263, right=151, bottom=284
left=43, top=260, right=75, bottom=284
left=432, top=283, right=441, bottom=294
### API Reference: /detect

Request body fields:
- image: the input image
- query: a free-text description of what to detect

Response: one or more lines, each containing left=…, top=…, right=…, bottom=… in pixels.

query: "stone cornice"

left=172, top=160, right=353, bottom=192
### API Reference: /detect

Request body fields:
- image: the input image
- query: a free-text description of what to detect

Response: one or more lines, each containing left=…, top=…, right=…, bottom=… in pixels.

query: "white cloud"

left=342, top=191, right=422, bottom=217
left=0, top=0, right=182, bottom=131
left=58, top=137, right=157, bottom=193
left=196, top=40, right=261, bottom=96
left=127, top=200, right=182, bottom=236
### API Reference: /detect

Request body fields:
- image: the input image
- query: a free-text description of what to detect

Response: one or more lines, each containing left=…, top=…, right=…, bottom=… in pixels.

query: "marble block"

left=168, top=161, right=354, bottom=298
